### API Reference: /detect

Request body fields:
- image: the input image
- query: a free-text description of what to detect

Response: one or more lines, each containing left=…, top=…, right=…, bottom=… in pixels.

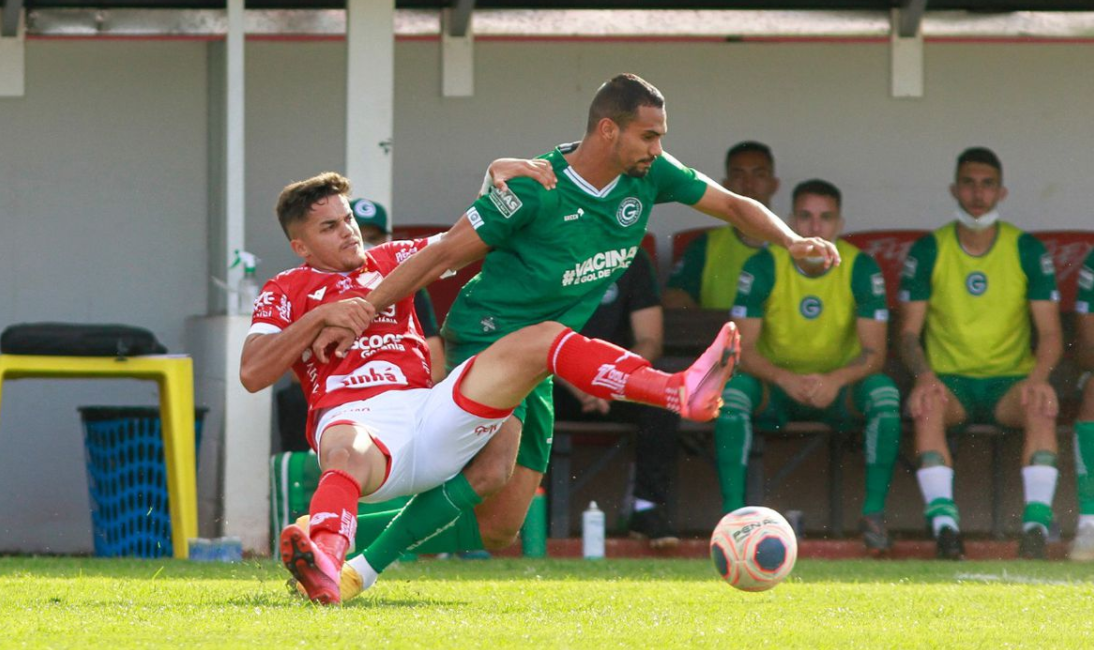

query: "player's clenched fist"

left=318, top=298, right=375, bottom=336
left=311, top=325, right=357, bottom=364
left=787, top=237, right=840, bottom=269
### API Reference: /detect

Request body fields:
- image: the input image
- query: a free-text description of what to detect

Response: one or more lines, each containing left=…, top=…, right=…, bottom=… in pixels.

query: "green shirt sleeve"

left=731, top=249, right=774, bottom=319
left=899, top=234, right=937, bottom=302
left=665, top=233, right=708, bottom=301
left=851, top=253, right=889, bottom=320
left=1077, top=249, right=1094, bottom=314
left=1018, top=233, right=1060, bottom=302
left=464, top=176, right=544, bottom=250
left=651, top=151, right=710, bottom=206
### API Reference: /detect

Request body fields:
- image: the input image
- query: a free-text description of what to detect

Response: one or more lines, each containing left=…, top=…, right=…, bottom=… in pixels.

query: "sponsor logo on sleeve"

left=874, top=309, right=890, bottom=322
left=898, top=289, right=911, bottom=303
left=965, top=271, right=988, bottom=296
left=277, top=295, right=292, bottom=322
left=902, top=257, right=918, bottom=279
left=1079, top=267, right=1094, bottom=291
left=737, top=272, right=754, bottom=296
left=615, top=197, right=642, bottom=227
left=488, top=187, right=523, bottom=218
left=467, top=207, right=484, bottom=229
left=307, top=287, right=327, bottom=302
left=871, top=273, right=886, bottom=296
left=1077, top=300, right=1090, bottom=314
left=1041, top=253, right=1056, bottom=276
left=730, top=305, right=748, bottom=319
left=1050, top=290, right=1061, bottom=303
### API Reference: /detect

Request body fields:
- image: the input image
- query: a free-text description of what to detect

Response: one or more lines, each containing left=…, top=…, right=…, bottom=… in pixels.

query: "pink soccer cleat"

left=279, top=524, right=342, bottom=605
left=673, top=322, right=740, bottom=422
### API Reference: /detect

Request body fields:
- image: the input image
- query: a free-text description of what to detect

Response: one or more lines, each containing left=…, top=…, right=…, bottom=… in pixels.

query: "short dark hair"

left=956, top=147, right=1003, bottom=181
left=276, top=172, right=352, bottom=239
left=725, top=141, right=774, bottom=171
left=792, top=178, right=842, bottom=209
left=586, top=73, right=665, bottom=134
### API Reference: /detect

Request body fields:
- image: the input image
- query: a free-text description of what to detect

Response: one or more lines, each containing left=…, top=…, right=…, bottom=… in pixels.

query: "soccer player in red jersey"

left=240, top=172, right=740, bottom=604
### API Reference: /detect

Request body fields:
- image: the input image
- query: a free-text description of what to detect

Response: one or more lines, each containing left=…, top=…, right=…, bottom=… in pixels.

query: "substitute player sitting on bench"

left=899, top=147, right=1062, bottom=560
left=240, top=172, right=740, bottom=604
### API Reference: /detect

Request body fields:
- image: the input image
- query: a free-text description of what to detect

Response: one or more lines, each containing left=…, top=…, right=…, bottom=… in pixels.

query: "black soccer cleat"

left=1018, top=526, right=1047, bottom=560
left=858, top=512, right=892, bottom=555
left=936, top=526, right=965, bottom=561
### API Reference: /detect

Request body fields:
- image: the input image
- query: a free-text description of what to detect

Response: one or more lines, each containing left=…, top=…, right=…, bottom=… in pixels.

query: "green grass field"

left=2, top=556, right=1093, bottom=648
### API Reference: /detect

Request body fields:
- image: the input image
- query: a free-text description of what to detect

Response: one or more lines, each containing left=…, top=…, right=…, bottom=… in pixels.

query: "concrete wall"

left=1, top=37, right=1091, bottom=552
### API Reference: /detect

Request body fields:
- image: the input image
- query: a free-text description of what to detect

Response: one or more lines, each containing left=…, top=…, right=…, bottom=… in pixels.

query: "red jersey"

left=248, top=239, right=434, bottom=446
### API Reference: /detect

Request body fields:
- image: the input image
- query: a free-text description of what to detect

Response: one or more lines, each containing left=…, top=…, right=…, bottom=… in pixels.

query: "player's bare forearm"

left=1028, top=300, right=1063, bottom=383
left=693, top=186, right=797, bottom=249
left=239, top=310, right=325, bottom=392
left=829, top=319, right=887, bottom=386
left=1077, top=315, right=1094, bottom=371
left=367, top=217, right=488, bottom=312
left=899, top=332, right=933, bottom=380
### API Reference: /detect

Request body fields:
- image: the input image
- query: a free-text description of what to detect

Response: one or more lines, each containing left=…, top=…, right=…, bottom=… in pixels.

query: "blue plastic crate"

left=79, top=407, right=205, bottom=558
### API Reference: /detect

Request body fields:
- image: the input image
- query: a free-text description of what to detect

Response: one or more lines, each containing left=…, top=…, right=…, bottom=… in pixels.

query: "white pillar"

left=442, top=9, right=475, bottom=98
left=890, top=9, right=924, bottom=99
left=0, top=9, right=25, bottom=98
left=226, top=0, right=246, bottom=299
left=345, top=0, right=395, bottom=213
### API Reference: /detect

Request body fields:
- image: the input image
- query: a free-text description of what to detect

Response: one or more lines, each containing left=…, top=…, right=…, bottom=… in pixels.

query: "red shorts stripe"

left=452, top=356, right=515, bottom=420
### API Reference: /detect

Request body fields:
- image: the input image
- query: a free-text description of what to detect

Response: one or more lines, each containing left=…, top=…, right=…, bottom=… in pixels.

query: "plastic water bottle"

left=232, top=250, right=261, bottom=315
left=582, top=501, right=605, bottom=560
left=521, top=487, right=548, bottom=558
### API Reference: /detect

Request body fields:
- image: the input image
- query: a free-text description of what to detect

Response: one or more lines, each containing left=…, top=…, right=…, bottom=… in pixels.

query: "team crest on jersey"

left=616, top=198, right=642, bottom=227
left=799, top=296, right=823, bottom=319
left=966, top=272, right=988, bottom=296
left=902, top=257, right=918, bottom=279
left=488, top=187, right=523, bottom=218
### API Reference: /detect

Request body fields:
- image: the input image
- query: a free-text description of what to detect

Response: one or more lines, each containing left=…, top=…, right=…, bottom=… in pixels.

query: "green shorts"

left=756, top=381, right=861, bottom=432
left=937, top=374, right=1023, bottom=426
left=446, top=339, right=556, bottom=474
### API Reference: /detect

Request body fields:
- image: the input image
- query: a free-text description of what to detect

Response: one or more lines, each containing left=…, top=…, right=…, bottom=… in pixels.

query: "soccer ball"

left=710, top=506, right=797, bottom=592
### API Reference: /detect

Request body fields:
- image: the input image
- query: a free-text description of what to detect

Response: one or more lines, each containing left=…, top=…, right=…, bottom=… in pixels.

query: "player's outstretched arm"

left=692, top=183, right=840, bottom=269
left=364, top=216, right=490, bottom=314
left=239, top=298, right=372, bottom=392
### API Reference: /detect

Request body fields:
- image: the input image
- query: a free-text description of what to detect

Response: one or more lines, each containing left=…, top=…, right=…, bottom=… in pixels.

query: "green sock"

left=714, top=393, right=753, bottom=513
left=1076, top=421, right=1094, bottom=515
left=863, top=411, right=901, bottom=515
left=361, top=473, right=483, bottom=573
left=354, top=508, right=485, bottom=556
left=859, top=377, right=902, bottom=515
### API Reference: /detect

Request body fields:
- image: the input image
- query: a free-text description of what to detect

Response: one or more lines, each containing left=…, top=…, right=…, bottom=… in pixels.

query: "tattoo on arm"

left=899, top=332, right=931, bottom=377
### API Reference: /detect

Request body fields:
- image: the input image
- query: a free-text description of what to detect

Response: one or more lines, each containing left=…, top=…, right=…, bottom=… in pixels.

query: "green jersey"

left=732, top=239, right=887, bottom=374
left=899, top=221, right=1058, bottom=377
left=666, top=227, right=765, bottom=310
left=442, top=144, right=709, bottom=347
left=1078, top=248, right=1094, bottom=316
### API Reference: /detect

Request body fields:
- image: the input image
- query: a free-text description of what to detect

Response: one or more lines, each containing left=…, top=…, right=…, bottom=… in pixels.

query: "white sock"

left=347, top=555, right=380, bottom=590
left=916, top=466, right=954, bottom=505
left=1022, top=465, right=1058, bottom=508
left=634, top=498, right=656, bottom=512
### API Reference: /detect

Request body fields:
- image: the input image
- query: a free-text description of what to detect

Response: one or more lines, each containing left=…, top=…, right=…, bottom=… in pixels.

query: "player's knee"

left=464, top=455, right=514, bottom=498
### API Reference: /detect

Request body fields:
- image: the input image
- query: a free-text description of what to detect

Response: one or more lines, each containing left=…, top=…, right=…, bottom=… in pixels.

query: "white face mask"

left=954, top=206, right=999, bottom=232
left=803, top=255, right=828, bottom=266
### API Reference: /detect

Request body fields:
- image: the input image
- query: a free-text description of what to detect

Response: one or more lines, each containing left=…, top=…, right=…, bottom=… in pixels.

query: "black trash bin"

left=78, top=406, right=206, bottom=558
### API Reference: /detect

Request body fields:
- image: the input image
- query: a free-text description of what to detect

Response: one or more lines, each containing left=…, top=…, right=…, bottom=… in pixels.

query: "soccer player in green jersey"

left=1070, top=248, right=1094, bottom=560
left=718, top=179, right=902, bottom=553
left=899, top=147, right=1063, bottom=560
left=663, top=141, right=776, bottom=310
left=311, top=73, right=838, bottom=600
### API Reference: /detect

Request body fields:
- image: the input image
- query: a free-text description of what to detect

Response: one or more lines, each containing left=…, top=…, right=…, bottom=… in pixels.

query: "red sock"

left=547, top=328, right=680, bottom=412
left=307, top=469, right=360, bottom=564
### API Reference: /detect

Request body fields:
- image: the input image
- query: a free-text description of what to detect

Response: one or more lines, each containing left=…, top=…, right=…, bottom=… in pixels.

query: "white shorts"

left=314, top=357, right=511, bottom=504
